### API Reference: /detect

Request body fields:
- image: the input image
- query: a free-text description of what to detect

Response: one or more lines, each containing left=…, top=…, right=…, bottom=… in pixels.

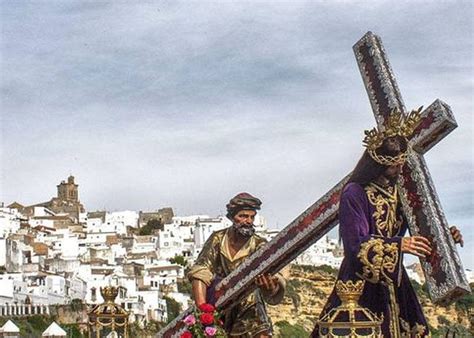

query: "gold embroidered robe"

left=312, top=182, right=429, bottom=337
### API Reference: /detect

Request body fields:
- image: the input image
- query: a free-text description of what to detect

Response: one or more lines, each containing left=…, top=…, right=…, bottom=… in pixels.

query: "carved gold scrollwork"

left=365, top=183, right=401, bottom=237
left=357, top=238, right=399, bottom=284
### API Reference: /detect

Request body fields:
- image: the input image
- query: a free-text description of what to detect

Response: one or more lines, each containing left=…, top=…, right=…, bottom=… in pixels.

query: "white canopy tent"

left=0, top=320, right=20, bottom=337
left=42, top=322, right=67, bottom=337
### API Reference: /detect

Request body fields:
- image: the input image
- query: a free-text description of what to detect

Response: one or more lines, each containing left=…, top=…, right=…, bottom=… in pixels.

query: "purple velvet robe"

left=312, top=182, right=429, bottom=337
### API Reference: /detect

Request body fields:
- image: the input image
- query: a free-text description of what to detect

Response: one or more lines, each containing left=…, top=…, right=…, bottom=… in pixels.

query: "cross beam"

left=353, top=32, right=470, bottom=304
left=158, top=32, right=470, bottom=338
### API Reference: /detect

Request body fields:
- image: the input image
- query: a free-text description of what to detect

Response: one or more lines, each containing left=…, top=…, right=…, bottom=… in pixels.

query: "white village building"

left=0, top=207, right=23, bottom=239
left=294, top=234, right=343, bottom=268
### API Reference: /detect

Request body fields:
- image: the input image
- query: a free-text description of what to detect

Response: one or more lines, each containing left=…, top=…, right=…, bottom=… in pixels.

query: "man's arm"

left=187, top=232, right=219, bottom=306
left=192, top=279, right=207, bottom=307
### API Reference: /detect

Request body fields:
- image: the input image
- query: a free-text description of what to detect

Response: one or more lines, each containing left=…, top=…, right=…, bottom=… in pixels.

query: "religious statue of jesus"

left=311, top=108, right=463, bottom=337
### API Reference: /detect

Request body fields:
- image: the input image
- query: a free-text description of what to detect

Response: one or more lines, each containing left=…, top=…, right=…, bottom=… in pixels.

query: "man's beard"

left=232, top=223, right=255, bottom=237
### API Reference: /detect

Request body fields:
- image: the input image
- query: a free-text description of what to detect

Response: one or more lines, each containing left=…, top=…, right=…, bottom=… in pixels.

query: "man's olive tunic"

left=188, top=228, right=286, bottom=337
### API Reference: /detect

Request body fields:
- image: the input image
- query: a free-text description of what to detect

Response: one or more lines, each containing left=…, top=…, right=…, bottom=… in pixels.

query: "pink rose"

left=183, top=314, right=196, bottom=326
left=204, top=326, right=217, bottom=336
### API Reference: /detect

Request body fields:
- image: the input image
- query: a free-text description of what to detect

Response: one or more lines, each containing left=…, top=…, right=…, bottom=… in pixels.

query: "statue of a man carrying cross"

left=311, top=108, right=464, bottom=337
left=187, top=193, right=286, bottom=337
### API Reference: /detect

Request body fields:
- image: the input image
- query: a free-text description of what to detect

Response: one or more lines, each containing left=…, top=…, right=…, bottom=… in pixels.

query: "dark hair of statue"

left=348, top=136, right=408, bottom=186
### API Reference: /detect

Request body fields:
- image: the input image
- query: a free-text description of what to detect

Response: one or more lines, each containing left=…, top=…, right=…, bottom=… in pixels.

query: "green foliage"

left=170, top=255, right=187, bottom=267
left=129, top=321, right=143, bottom=337
left=0, top=316, right=84, bottom=337
left=0, top=315, right=54, bottom=337
left=70, top=298, right=85, bottom=311
left=145, top=320, right=165, bottom=332
left=275, top=320, right=309, bottom=337
left=62, top=324, right=84, bottom=337
left=177, top=279, right=192, bottom=294
left=293, top=264, right=338, bottom=276
left=288, top=279, right=302, bottom=288
left=139, top=218, right=163, bottom=235
left=289, top=278, right=315, bottom=289
left=164, top=296, right=182, bottom=323
left=410, top=280, right=428, bottom=299
left=428, top=324, right=438, bottom=337
left=316, top=264, right=339, bottom=276
left=432, top=323, right=471, bottom=337
left=286, top=280, right=301, bottom=311
left=454, top=283, right=474, bottom=313
left=313, top=287, right=327, bottom=299
left=129, top=320, right=165, bottom=336
left=22, top=315, right=51, bottom=335
left=437, top=315, right=450, bottom=326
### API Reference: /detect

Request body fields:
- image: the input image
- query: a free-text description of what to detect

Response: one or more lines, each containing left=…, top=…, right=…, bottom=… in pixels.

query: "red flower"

left=200, top=313, right=215, bottom=325
left=180, top=331, right=192, bottom=338
left=198, top=303, right=215, bottom=313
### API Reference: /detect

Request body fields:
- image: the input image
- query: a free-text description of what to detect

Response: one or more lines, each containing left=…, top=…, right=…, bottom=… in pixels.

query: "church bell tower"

left=57, top=175, right=79, bottom=202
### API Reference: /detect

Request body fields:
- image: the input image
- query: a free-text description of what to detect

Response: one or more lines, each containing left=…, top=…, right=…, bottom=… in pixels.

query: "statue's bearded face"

left=380, top=136, right=405, bottom=185
left=232, top=210, right=256, bottom=237
left=383, top=163, right=403, bottom=185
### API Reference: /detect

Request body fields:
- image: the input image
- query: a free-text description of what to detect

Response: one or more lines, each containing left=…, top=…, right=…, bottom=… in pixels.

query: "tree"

left=70, top=298, right=84, bottom=311
left=169, top=255, right=187, bottom=267
left=164, top=296, right=182, bottom=323
left=139, top=218, right=163, bottom=235
left=286, top=279, right=301, bottom=311
left=454, top=282, right=474, bottom=314
left=177, top=280, right=192, bottom=294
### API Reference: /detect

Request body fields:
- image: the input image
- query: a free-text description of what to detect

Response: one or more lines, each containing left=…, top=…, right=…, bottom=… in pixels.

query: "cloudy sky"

left=1, top=2, right=472, bottom=267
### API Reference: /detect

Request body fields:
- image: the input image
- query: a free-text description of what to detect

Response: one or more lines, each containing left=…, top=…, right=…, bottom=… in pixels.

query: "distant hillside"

left=267, top=265, right=473, bottom=337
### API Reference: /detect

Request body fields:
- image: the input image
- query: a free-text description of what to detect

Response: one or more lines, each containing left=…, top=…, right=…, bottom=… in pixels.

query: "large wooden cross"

left=158, top=32, right=470, bottom=338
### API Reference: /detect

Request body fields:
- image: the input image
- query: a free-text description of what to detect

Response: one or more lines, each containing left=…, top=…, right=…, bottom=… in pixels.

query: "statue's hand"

left=255, top=273, right=279, bottom=296
left=450, top=226, right=464, bottom=247
left=401, top=236, right=432, bottom=258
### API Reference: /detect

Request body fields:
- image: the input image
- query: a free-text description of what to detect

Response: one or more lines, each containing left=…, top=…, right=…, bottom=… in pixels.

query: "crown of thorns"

left=363, top=107, right=423, bottom=166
